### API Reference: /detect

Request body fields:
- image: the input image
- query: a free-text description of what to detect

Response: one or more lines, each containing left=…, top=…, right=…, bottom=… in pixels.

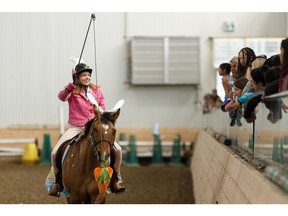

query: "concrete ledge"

left=191, top=130, right=288, bottom=204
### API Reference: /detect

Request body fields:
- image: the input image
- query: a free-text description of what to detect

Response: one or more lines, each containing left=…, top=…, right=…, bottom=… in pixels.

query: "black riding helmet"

left=75, top=63, right=93, bottom=76
left=72, top=63, right=93, bottom=82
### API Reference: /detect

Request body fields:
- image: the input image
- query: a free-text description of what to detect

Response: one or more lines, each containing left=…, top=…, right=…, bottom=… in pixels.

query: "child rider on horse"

left=48, top=62, right=126, bottom=197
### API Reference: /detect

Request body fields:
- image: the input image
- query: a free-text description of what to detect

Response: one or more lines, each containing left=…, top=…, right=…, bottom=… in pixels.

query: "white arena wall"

left=0, top=12, right=286, bottom=129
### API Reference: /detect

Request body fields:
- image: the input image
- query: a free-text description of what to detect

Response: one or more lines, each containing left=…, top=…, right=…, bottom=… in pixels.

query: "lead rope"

left=78, top=14, right=94, bottom=65
left=91, top=14, right=104, bottom=147
left=78, top=13, right=99, bottom=113
left=90, top=13, right=100, bottom=110
left=78, top=14, right=94, bottom=104
left=92, top=14, right=99, bottom=107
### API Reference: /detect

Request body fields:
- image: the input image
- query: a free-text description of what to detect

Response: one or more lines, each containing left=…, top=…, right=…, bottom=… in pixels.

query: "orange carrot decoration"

left=94, top=160, right=113, bottom=196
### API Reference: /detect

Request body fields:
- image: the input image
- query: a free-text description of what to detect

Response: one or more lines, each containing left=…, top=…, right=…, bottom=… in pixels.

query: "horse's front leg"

left=93, top=195, right=106, bottom=204
left=66, top=195, right=82, bottom=204
left=86, top=181, right=106, bottom=204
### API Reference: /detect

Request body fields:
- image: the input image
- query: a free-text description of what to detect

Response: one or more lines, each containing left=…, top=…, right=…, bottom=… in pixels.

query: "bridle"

left=89, top=117, right=114, bottom=160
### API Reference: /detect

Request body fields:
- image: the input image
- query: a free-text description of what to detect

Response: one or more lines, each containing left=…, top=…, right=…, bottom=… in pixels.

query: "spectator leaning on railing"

left=279, top=37, right=288, bottom=92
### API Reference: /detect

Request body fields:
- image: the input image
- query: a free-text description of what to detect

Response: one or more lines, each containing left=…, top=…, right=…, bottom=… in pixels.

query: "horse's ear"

left=93, top=104, right=101, bottom=117
left=113, top=108, right=120, bottom=120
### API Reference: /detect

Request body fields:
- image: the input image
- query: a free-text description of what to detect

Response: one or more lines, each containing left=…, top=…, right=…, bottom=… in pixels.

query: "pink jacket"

left=58, top=84, right=107, bottom=126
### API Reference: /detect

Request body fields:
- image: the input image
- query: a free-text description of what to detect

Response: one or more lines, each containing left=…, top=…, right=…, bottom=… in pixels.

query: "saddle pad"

left=45, top=166, right=55, bottom=191
left=45, top=166, right=70, bottom=197
left=62, top=144, right=71, bottom=167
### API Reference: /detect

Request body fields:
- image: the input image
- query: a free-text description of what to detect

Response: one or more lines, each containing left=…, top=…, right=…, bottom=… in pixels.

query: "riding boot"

left=110, top=170, right=126, bottom=194
left=48, top=183, right=61, bottom=197
left=48, top=171, right=63, bottom=197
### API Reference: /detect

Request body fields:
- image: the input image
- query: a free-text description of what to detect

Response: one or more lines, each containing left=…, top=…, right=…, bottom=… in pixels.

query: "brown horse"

left=60, top=106, right=120, bottom=204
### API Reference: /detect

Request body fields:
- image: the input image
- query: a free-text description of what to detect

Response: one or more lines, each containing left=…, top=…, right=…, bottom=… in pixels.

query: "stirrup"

left=117, top=171, right=124, bottom=184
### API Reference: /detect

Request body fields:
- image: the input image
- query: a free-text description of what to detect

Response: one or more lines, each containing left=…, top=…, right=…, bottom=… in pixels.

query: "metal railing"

left=203, top=90, right=288, bottom=192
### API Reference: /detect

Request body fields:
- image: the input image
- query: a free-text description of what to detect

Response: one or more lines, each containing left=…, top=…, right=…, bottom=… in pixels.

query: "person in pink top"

left=48, top=62, right=126, bottom=196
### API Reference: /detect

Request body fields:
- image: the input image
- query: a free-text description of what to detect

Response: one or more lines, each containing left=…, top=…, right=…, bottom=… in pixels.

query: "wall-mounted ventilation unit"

left=128, top=36, right=200, bottom=85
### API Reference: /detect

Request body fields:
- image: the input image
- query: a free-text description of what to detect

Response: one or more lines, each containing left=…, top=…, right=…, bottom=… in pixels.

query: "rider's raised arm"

left=58, top=83, right=76, bottom=101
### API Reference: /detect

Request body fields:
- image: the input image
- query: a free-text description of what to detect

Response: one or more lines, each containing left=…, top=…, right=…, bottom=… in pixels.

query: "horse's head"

left=87, top=106, right=120, bottom=162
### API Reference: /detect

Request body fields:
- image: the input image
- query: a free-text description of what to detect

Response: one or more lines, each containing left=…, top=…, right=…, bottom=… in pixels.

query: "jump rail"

left=0, top=138, right=37, bottom=156
left=119, top=140, right=184, bottom=157
left=119, top=140, right=183, bottom=146
left=0, top=138, right=36, bottom=144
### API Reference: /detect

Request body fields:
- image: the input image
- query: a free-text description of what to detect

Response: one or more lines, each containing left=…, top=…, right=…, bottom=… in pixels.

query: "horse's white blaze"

left=102, top=151, right=107, bottom=160
left=102, top=124, right=109, bottom=134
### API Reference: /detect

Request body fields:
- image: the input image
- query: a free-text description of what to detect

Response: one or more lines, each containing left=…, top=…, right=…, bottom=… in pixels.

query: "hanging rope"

left=78, top=13, right=95, bottom=64
left=92, top=14, right=98, bottom=89
left=91, top=13, right=100, bottom=117
left=81, top=14, right=103, bottom=142
left=78, top=13, right=101, bottom=117
left=91, top=14, right=101, bottom=126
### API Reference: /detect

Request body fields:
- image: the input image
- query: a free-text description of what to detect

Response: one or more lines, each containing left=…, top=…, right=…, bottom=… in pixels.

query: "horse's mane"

left=78, top=112, right=117, bottom=142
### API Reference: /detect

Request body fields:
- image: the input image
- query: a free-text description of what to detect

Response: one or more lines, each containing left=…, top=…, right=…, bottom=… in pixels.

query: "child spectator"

left=203, top=94, right=214, bottom=114
left=228, top=77, right=249, bottom=127
left=228, top=56, right=266, bottom=111
left=203, top=89, right=223, bottom=114
left=264, top=54, right=280, bottom=68
left=262, top=54, right=281, bottom=96
left=264, top=66, right=287, bottom=123
left=218, top=63, right=233, bottom=111
left=237, top=47, right=256, bottom=79
left=243, top=66, right=269, bottom=123
left=211, top=89, right=224, bottom=108
left=242, top=55, right=267, bottom=95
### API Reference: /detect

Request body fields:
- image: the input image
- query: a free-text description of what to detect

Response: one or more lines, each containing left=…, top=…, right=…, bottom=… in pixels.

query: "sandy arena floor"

left=0, top=161, right=195, bottom=204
